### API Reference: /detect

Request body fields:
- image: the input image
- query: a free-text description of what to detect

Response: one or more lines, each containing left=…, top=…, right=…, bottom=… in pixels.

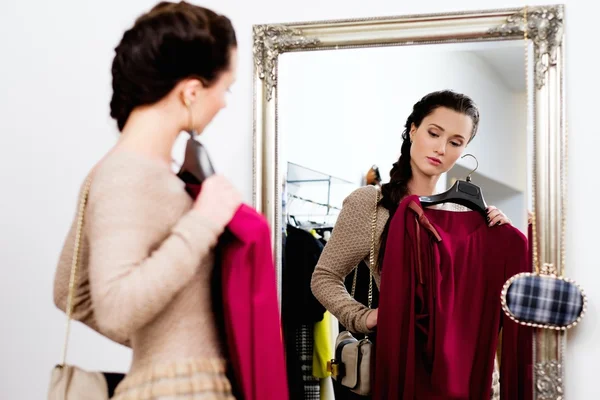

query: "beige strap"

left=60, top=176, right=92, bottom=366
left=350, top=188, right=379, bottom=310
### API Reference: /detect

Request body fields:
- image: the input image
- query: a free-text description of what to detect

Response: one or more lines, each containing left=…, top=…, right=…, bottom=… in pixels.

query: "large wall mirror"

left=253, top=6, right=566, bottom=399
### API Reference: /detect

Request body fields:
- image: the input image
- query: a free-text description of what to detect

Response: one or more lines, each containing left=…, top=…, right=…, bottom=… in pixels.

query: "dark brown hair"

left=109, top=1, right=237, bottom=131
left=378, top=90, right=480, bottom=269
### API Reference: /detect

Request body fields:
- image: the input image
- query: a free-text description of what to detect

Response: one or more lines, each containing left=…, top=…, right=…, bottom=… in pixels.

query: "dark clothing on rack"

left=283, top=225, right=327, bottom=400
left=283, top=225, right=326, bottom=325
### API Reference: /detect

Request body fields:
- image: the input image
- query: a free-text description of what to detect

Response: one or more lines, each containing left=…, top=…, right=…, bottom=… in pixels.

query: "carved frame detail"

left=489, top=6, right=564, bottom=89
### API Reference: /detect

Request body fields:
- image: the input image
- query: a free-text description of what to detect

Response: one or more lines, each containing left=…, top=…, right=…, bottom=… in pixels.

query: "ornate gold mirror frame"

left=252, top=5, right=566, bottom=399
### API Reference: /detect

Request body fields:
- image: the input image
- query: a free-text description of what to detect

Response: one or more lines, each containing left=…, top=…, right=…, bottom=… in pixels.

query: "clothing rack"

left=285, top=162, right=356, bottom=218
left=286, top=163, right=339, bottom=215
left=288, top=193, right=342, bottom=213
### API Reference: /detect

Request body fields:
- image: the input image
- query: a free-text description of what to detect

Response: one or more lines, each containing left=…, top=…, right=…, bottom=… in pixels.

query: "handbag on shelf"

left=48, top=176, right=126, bottom=400
left=327, top=189, right=379, bottom=396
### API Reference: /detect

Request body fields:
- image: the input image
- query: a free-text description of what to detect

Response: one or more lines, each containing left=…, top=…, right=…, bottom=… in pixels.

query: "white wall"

left=447, top=165, right=527, bottom=232
left=0, top=1, right=597, bottom=399
left=280, top=46, right=527, bottom=192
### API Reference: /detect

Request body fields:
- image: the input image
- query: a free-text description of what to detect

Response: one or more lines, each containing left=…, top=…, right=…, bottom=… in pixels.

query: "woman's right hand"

left=193, top=175, right=242, bottom=231
left=366, top=308, right=378, bottom=330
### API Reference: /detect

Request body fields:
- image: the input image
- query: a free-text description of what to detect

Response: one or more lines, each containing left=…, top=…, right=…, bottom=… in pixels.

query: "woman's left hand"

left=486, top=206, right=512, bottom=227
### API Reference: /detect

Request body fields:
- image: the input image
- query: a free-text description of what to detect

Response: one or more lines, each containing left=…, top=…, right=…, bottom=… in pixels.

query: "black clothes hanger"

left=288, top=215, right=299, bottom=227
left=419, top=154, right=488, bottom=218
left=176, top=133, right=215, bottom=186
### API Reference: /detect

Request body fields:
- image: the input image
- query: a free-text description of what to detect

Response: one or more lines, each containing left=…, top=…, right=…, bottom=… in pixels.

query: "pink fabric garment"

left=374, top=195, right=532, bottom=400
left=187, top=184, right=289, bottom=400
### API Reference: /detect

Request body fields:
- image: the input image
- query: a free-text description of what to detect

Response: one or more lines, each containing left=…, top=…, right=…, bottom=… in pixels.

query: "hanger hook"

left=461, top=153, right=479, bottom=182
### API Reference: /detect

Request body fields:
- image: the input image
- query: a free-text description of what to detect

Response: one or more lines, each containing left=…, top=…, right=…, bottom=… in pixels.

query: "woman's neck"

left=407, top=166, right=440, bottom=197
left=117, top=103, right=184, bottom=167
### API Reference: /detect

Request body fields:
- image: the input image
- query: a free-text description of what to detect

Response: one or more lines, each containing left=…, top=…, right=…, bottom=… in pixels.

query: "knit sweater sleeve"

left=311, top=186, right=377, bottom=334
left=84, top=161, right=222, bottom=341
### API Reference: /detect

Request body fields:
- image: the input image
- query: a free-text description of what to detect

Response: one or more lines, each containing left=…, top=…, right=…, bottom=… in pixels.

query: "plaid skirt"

left=112, top=358, right=235, bottom=400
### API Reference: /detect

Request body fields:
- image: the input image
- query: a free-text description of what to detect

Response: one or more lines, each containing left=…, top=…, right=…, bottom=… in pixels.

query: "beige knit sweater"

left=311, top=185, right=388, bottom=334
left=53, top=151, right=225, bottom=372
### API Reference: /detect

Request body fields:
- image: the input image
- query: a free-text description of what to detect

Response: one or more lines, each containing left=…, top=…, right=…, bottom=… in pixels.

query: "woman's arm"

left=311, top=186, right=377, bottom=334
left=84, top=172, right=223, bottom=341
left=53, top=214, right=130, bottom=347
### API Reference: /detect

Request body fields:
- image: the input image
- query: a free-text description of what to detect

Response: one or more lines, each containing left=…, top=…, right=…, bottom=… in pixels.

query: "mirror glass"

left=279, top=40, right=532, bottom=399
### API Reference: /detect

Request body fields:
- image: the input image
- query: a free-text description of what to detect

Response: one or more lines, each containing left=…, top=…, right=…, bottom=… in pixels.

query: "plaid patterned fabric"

left=296, top=325, right=320, bottom=400
left=506, top=275, right=584, bottom=327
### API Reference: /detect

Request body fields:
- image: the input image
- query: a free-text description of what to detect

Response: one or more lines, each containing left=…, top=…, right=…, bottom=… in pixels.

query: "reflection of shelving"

left=285, top=162, right=358, bottom=225
left=287, top=162, right=356, bottom=213
left=288, top=193, right=341, bottom=211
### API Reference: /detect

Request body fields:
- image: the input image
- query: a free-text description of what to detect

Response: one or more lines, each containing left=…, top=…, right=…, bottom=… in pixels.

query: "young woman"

left=311, top=90, right=512, bottom=399
left=53, top=2, right=241, bottom=398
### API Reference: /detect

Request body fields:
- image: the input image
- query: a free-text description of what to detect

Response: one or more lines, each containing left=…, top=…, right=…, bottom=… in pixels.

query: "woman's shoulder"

left=342, top=186, right=381, bottom=211
left=345, top=185, right=379, bottom=203
left=88, top=151, right=186, bottom=205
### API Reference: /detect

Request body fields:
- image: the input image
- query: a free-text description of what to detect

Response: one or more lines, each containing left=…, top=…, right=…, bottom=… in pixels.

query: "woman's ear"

left=410, top=123, right=417, bottom=136
left=179, top=78, right=204, bottom=106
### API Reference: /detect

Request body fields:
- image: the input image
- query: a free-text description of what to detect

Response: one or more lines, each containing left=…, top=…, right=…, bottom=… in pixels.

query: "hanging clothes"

left=296, top=324, right=321, bottom=400
left=283, top=224, right=327, bottom=399
left=374, top=195, right=532, bottom=400
left=282, top=233, right=304, bottom=399
left=284, top=225, right=327, bottom=324
left=186, top=184, right=289, bottom=400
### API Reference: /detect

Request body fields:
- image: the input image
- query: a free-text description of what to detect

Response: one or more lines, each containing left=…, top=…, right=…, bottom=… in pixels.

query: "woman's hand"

left=486, top=206, right=512, bottom=227
left=193, top=175, right=242, bottom=231
left=366, top=308, right=378, bottom=330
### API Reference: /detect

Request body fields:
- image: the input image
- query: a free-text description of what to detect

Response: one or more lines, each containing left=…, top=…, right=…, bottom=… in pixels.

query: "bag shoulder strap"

left=60, top=175, right=92, bottom=366
left=350, top=188, right=380, bottom=310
